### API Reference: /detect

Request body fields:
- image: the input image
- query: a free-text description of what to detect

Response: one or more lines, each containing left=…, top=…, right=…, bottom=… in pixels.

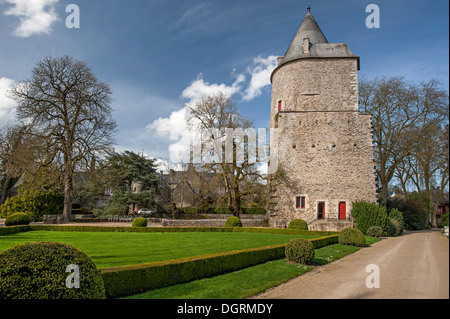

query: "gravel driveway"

left=253, top=230, right=449, bottom=299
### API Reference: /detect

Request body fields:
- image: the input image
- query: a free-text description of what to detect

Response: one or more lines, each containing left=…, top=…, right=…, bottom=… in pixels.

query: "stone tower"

left=267, top=7, right=378, bottom=231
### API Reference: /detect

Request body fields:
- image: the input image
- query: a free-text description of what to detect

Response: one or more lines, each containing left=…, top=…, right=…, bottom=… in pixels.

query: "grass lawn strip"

left=122, top=237, right=380, bottom=299
left=0, top=230, right=318, bottom=269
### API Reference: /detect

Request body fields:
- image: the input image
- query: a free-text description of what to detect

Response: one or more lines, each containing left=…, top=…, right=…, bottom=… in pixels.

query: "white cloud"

left=242, top=55, right=278, bottom=101
left=0, top=77, right=17, bottom=125
left=146, top=107, right=187, bottom=138
left=3, top=0, right=60, bottom=38
left=145, top=55, right=276, bottom=164
left=148, top=73, right=246, bottom=138
left=181, top=73, right=245, bottom=108
left=147, top=73, right=246, bottom=164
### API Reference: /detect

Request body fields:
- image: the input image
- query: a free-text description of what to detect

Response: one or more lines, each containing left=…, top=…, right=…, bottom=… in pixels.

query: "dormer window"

left=303, top=38, right=310, bottom=55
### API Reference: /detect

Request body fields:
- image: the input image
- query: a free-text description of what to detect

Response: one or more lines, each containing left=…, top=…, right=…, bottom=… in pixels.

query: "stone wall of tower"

left=267, top=57, right=378, bottom=229
left=270, top=58, right=359, bottom=116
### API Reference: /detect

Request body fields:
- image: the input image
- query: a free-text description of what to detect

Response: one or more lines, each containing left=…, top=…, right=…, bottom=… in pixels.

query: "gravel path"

left=253, top=230, right=449, bottom=299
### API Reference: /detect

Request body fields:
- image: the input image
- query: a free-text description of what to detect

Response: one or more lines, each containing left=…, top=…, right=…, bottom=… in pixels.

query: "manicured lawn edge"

left=0, top=224, right=339, bottom=299
left=27, top=225, right=337, bottom=236
left=0, top=225, right=31, bottom=236
left=100, top=234, right=339, bottom=298
left=124, top=237, right=380, bottom=300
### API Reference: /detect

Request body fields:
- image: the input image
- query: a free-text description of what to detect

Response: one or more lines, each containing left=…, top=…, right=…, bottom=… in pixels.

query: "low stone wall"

left=162, top=218, right=268, bottom=228
left=42, top=215, right=64, bottom=224
left=42, top=214, right=98, bottom=224
left=202, top=214, right=267, bottom=220
left=309, top=220, right=353, bottom=232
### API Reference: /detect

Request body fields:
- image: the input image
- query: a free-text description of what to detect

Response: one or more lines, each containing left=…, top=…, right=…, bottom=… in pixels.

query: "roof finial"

left=307, top=4, right=311, bottom=13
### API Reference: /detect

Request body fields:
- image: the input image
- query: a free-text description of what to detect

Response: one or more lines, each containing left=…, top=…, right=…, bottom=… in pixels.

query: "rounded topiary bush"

left=224, top=216, right=243, bottom=227
left=132, top=217, right=148, bottom=228
left=367, top=226, right=383, bottom=238
left=339, top=228, right=366, bottom=247
left=5, top=213, right=32, bottom=227
left=285, top=238, right=315, bottom=264
left=0, top=242, right=105, bottom=299
left=287, top=219, right=308, bottom=230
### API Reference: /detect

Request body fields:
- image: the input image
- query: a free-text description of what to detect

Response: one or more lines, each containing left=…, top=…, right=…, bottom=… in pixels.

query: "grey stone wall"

left=162, top=218, right=268, bottom=228
left=267, top=57, right=378, bottom=230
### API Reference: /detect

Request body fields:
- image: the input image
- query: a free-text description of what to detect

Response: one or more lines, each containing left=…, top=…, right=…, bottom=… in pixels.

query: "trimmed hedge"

left=224, top=216, right=243, bottom=227
left=285, top=238, right=315, bottom=264
left=0, top=225, right=31, bottom=236
left=132, top=217, right=147, bottom=228
left=23, top=225, right=337, bottom=237
left=5, top=213, right=33, bottom=227
left=339, top=228, right=366, bottom=247
left=0, top=242, right=105, bottom=299
left=101, top=244, right=287, bottom=298
left=288, top=219, right=308, bottom=230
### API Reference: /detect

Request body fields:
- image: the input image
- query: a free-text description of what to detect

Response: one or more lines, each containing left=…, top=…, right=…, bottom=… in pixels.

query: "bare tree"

left=0, top=123, right=41, bottom=203
left=8, top=56, right=117, bottom=223
left=359, top=77, right=448, bottom=202
left=401, top=123, right=449, bottom=226
left=186, top=92, right=265, bottom=216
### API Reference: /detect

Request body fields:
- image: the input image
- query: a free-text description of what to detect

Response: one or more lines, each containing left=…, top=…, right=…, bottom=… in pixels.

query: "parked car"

left=137, top=209, right=155, bottom=215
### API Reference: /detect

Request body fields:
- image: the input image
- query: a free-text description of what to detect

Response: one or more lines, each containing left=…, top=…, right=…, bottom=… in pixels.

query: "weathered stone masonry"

left=267, top=9, right=378, bottom=230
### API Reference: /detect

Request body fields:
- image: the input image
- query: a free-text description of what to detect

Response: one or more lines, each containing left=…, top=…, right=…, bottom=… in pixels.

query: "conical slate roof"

left=278, top=8, right=359, bottom=68
left=283, top=12, right=328, bottom=63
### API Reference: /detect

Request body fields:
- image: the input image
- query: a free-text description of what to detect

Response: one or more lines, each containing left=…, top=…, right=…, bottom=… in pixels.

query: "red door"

left=339, top=202, right=346, bottom=220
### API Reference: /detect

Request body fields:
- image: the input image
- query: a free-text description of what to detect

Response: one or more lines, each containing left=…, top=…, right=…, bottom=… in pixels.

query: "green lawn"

left=123, top=258, right=314, bottom=299
left=122, top=243, right=364, bottom=299
left=121, top=236, right=381, bottom=299
left=0, top=230, right=318, bottom=268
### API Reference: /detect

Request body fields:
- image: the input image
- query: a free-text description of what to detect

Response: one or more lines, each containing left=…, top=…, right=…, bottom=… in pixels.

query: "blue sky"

left=0, top=0, right=448, bottom=167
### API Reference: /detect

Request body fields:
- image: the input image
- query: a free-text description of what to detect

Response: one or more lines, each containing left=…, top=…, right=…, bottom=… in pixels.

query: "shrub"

left=339, top=228, right=366, bottom=247
left=367, top=226, right=383, bottom=238
left=441, top=213, right=449, bottom=227
left=224, top=216, right=243, bottom=227
left=0, top=242, right=105, bottom=299
left=288, top=219, right=308, bottom=230
left=388, top=208, right=404, bottom=235
left=285, top=238, right=315, bottom=265
left=0, top=192, right=63, bottom=221
left=388, top=218, right=402, bottom=237
left=351, top=201, right=389, bottom=235
left=132, top=217, right=147, bottom=228
left=5, top=213, right=33, bottom=226
left=385, top=197, right=426, bottom=230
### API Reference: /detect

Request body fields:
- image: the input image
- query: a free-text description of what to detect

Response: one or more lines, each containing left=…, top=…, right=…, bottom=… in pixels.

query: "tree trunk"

left=62, top=154, right=74, bottom=223
left=0, top=175, right=11, bottom=205
left=233, top=192, right=241, bottom=218
left=380, top=175, right=390, bottom=204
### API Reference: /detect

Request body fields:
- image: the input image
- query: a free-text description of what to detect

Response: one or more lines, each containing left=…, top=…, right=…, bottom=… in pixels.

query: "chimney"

left=277, top=57, right=283, bottom=66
